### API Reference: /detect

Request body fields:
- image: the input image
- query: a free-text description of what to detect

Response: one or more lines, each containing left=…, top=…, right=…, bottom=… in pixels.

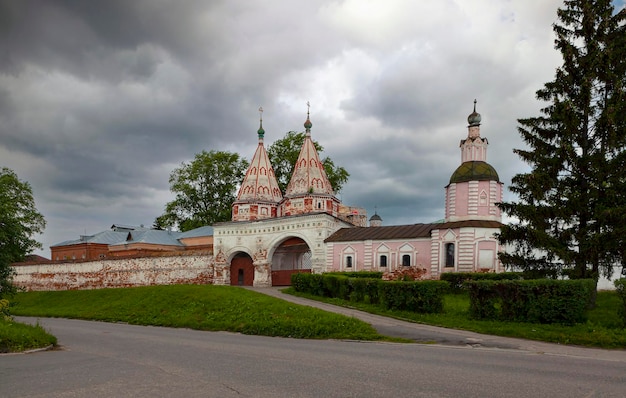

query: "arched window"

left=379, top=255, right=387, bottom=267
left=346, top=255, right=353, bottom=268
left=445, top=243, right=455, bottom=267
left=402, top=254, right=411, bottom=266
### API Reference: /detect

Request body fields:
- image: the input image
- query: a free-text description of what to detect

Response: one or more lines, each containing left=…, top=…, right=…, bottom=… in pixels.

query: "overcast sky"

left=2, top=0, right=625, bottom=257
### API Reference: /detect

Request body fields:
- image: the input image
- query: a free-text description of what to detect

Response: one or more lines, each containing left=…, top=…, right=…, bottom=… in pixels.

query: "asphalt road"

left=3, top=315, right=626, bottom=397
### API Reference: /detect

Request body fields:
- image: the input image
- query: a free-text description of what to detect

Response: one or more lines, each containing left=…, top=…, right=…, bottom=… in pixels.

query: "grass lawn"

left=0, top=318, right=57, bottom=353
left=6, top=285, right=395, bottom=353
left=6, top=284, right=626, bottom=352
left=284, top=288, right=626, bottom=349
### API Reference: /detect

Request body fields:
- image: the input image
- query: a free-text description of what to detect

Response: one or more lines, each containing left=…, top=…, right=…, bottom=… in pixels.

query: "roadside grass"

left=0, top=318, right=57, bottom=353
left=9, top=285, right=397, bottom=348
left=284, top=289, right=626, bottom=349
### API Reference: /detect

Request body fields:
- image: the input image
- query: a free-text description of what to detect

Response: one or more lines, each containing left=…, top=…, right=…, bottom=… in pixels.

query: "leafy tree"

left=497, top=1, right=626, bottom=281
left=0, top=167, right=46, bottom=298
left=267, top=131, right=350, bottom=194
left=156, top=151, right=248, bottom=231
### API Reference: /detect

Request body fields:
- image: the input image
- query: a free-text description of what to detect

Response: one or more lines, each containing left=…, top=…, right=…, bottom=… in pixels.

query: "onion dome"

left=467, top=99, right=481, bottom=126
left=449, top=161, right=499, bottom=184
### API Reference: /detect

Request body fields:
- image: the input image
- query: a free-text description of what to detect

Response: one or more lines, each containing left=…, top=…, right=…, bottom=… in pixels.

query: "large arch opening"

left=271, top=237, right=312, bottom=286
left=230, top=252, right=254, bottom=286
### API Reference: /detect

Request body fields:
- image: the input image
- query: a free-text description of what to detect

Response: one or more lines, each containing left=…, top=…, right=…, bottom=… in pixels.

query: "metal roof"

left=109, top=229, right=183, bottom=247
left=50, top=230, right=129, bottom=247
left=324, top=220, right=502, bottom=243
left=179, top=226, right=214, bottom=238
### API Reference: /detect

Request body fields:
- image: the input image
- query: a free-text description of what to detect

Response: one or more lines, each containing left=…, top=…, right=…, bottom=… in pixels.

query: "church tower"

left=445, top=101, right=503, bottom=222
left=232, top=108, right=283, bottom=221
left=279, top=105, right=341, bottom=217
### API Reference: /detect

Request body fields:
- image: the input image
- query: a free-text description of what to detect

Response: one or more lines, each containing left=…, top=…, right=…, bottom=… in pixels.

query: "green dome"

left=449, top=161, right=499, bottom=184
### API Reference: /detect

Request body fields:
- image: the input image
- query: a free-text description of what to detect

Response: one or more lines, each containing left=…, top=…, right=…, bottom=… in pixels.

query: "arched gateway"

left=214, top=108, right=364, bottom=287
left=213, top=213, right=353, bottom=287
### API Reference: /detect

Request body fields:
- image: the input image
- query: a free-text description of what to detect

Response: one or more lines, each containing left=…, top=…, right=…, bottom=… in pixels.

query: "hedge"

left=291, top=273, right=446, bottom=313
left=324, top=271, right=383, bottom=279
left=466, top=279, right=595, bottom=324
left=440, top=272, right=523, bottom=293
left=378, top=281, right=448, bottom=313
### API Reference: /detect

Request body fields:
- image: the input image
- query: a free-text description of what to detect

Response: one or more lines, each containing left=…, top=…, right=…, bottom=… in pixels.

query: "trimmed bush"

left=614, top=279, right=626, bottom=328
left=440, top=272, right=523, bottom=293
left=326, top=271, right=383, bottom=279
left=291, top=273, right=324, bottom=296
left=348, top=278, right=381, bottom=304
left=379, top=281, right=448, bottom=313
left=466, top=279, right=595, bottom=324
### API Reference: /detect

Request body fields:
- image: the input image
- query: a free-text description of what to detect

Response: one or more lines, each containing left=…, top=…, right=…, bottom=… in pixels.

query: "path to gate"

left=246, top=286, right=626, bottom=362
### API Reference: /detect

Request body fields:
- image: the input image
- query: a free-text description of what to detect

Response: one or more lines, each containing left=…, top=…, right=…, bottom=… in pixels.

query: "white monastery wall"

left=13, top=254, right=214, bottom=291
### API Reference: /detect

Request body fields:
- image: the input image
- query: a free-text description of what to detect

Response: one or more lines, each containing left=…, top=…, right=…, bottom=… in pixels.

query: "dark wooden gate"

left=230, top=254, right=254, bottom=286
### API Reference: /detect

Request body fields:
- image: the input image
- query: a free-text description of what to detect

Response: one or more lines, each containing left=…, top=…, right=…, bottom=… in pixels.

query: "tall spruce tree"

left=497, top=0, right=626, bottom=280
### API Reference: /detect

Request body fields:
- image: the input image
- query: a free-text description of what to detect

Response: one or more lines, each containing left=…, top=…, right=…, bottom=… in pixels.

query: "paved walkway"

left=247, top=286, right=626, bottom=362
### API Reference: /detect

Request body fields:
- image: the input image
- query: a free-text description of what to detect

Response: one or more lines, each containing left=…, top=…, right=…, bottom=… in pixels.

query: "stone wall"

left=13, top=253, right=214, bottom=291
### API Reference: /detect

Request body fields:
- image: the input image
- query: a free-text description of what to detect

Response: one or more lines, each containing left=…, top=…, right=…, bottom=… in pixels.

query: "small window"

left=402, top=254, right=411, bottom=266
left=379, top=255, right=387, bottom=267
left=445, top=243, right=455, bottom=267
left=346, top=255, right=353, bottom=268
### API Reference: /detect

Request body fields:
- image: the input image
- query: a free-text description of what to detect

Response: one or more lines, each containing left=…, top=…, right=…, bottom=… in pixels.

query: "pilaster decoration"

left=253, top=261, right=271, bottom=287
left=213, top=247, right=230, bottom=285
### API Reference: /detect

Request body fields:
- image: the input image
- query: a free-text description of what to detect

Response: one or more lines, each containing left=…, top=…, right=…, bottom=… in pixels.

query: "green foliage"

left=324, top=271, right=383, bottom=279
left=267, top=131, right=350, bottom=194
left=0, top=298, right=10, bottom=321
left=440, top=272, right=523, bottom=293
left=378, top=281, right=448, bottom=313
left=466, top=279, right=596, bottom=324
left=0, top=167, right=46, bottom=299
left=614, top=278, right=626, bottom=328
left=287, top=288, right=626, bottom=348
left=291, top=273, right=446, bottom=314
left=156, top=150, right=248, bottom=231
left=0, top=318, right=57, bottom=353
left=10, top=285, right=386, bottom=341
left=497, top=1, right=626, bottom=280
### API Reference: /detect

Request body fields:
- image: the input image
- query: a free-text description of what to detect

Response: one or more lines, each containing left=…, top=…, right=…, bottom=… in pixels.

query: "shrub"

left=326, top=271, right=383, bottom=279
left=466, top=279, right=595, bottom=324
left=379, top=281, right=448, bottom=313
left=291, top=273, right=324, bottom=296
left=440, top=272, right=523, bottom=293
left=614, top=279, right=626, bottom=328
left=348, top=278, right=381, bottom=304
left=0, top=299, right=11, bottom=321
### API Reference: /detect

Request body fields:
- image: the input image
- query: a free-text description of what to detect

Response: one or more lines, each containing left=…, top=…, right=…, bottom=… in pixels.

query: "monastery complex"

left=13, top=102, right=505, bottom=290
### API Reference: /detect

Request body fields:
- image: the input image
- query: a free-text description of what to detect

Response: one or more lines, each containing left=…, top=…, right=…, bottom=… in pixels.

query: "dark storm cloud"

left=0, top=0, right=569, bottom=255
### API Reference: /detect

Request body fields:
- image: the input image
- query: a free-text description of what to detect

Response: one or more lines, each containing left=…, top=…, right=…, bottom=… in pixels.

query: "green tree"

left=497, top=1, right=626, bottom=280
left=156, top=151, right=248, bottom=231
left=267, top=131, right=350, bottom=194
left=0, top=167, right=46, bottom=298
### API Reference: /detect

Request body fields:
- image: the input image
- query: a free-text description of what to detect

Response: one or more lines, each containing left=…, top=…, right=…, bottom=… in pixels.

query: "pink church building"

left=212, top=101, right=504, bottom=286
left=324, top=101, right=504, bottom=278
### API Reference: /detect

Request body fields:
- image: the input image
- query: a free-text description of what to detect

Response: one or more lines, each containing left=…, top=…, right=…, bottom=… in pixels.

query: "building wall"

left=214, top=213, right=352, bottom=286
left=13, top=253, right=214, bottom=291
left=325, top=239, right=432, bottom=274
left=431, top=226, right=501, bottom=277
left=51, top=243, right=110, bottom=261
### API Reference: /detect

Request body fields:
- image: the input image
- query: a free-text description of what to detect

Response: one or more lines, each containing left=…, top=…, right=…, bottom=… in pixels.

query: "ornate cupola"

left=232, top=107, right=283, bottom=221
left=279, top=103, right=341, bottom=218
left=445, top=100, right=503, bottom=222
